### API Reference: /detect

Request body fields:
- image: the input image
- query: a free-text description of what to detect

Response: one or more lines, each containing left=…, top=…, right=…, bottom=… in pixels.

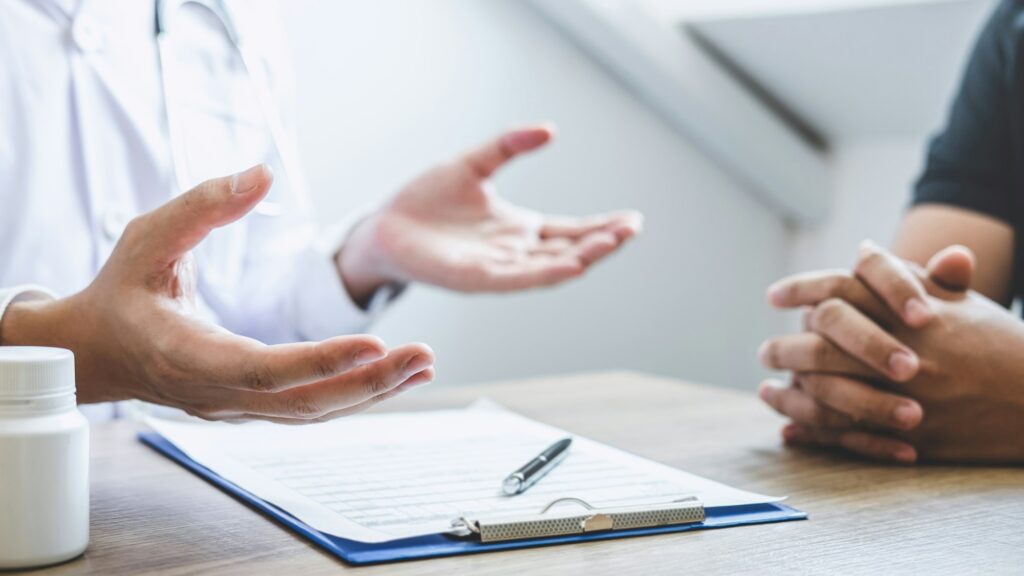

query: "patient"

left=755, top=0, right=1024, bottom=463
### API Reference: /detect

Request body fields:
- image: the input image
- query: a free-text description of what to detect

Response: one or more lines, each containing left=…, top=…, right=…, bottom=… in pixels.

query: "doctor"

left=0, top=1, right=642, bottom=422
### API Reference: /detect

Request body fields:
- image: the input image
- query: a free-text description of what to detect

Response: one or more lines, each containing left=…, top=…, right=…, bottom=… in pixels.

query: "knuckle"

left=855, top=249, right=882, bottom=275
left=810, top=406, right=835, bottom=428
left=882, top=270, right=915, bottom=297
left=811, top=337, right=834, bottom=366
left=857, top=436, right=888, bottom=456
left=801, top=308, right=814, bottom=331
left=242, top=364, right=279, bottom=392
left=365, top=369, right=393, bottom=396
left=830, top=275, right=858, bottom=301
left=811, top=298, right=846, bottom=331
left=820, top=275, right=846, bottom=299
left=121, top=216, right=147, bottom=243
left=871, top=397, right=901, bottom=423
left=285, top=392, right=323, bottom=419
left=859, top=332, right=895, bottom=362
left=797, top=374, right=822, bottom=397
left=312, top=349, right=338, bottom=381
left=760, top=339, right=780, bottom=369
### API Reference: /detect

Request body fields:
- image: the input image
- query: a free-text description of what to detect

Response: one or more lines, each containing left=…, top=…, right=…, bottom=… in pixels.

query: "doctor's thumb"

left=130, top=164, right=274, bottom=265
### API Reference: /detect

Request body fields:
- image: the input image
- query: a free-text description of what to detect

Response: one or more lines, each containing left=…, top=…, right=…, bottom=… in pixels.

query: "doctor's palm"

left=4, top=166, right=434, bottom=422
left=340, top=127, right=642, bottom=297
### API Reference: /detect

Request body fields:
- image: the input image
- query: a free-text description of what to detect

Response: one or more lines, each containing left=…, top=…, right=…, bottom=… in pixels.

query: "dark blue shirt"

left=914, top=0, right=1024, bottom=293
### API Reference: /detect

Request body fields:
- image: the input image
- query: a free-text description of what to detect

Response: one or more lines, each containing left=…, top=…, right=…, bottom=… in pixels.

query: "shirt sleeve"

left=0, top=285, right=57, bottom=344
left=198, top=1, right=401, bottom=345
left=912, top=0, right=1020, bottom=221
left=287, top=210, right=404, bottom=342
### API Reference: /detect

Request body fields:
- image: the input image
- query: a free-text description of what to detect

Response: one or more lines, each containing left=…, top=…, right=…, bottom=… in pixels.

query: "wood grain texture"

left=20, top=372, right=1024, bottom=575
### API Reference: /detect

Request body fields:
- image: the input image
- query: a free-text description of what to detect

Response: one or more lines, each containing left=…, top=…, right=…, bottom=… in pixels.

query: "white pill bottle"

left=0, top=347, right=89, bottom=568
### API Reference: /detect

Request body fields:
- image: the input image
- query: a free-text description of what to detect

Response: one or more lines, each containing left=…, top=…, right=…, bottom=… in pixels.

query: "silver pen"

left=501, top=438, right=572, bottom=496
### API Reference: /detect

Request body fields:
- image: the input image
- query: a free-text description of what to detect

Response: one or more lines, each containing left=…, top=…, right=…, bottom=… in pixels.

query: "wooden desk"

left=26, top=372, right=1024, bottom=575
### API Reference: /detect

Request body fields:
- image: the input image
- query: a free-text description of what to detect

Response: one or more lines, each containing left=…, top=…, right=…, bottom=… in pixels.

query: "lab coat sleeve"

left=0, top=285, right=58, bottom=344
left=287, top=210, right=403, bottom=342
left=201, top=1, right=401, bottom=345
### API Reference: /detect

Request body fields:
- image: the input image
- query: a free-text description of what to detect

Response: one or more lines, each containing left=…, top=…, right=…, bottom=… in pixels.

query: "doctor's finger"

left=526, top=232, right=618, bottom=265
left=477, top=256, right=584, bottom=292
left=806, top=298, right=919, bottom=382
left=757, top=332, right=880, bottom=378
left=573, top=231, right=620, bottom=266
left=132, top=164, right=273, bottom=268
left=464, top=126, right=553, bottom=178
left=238, top=343, right=435, bottom=419
left=782, top=423, right=918, bottom=463
left=190, top=331, right=390, bottom=394
left=541, top=211, right=643, bottom=242
left=855, top=240, right=933, bottom=327
left=243, top=368, right=436, bottom=425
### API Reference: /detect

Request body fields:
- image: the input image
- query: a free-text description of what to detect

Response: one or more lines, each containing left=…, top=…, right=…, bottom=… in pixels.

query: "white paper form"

left=147, top=402, right=780, bottom=543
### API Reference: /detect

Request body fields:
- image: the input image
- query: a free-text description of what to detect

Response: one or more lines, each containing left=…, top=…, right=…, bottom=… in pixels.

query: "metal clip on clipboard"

left=450, top=497, right=705, bottom=543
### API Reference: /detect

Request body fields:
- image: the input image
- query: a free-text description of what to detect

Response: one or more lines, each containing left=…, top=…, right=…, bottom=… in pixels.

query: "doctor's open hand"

left=337, top=126, right=643, bottom=303
left=757, top=242, right=1024, bottom=463
left=0, top=166, right=435, bottom=423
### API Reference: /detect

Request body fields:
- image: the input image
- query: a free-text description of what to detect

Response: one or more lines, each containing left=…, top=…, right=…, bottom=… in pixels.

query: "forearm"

left=893, top=205, right=1014, bottom=305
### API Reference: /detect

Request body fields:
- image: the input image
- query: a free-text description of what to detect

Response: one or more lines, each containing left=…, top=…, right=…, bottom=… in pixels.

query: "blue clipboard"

left=139, top=431, right=807, bottom=565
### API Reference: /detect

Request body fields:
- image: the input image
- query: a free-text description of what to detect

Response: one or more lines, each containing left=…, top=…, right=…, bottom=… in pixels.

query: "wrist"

left=1, top=298, right=59, bottom=347
left=336, top=213, right=399, bottom=308
left=0, top=296, right=110, bottom=404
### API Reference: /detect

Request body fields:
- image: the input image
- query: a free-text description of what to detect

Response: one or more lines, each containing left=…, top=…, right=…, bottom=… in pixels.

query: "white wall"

left=788, top=139, right=928, bottom=275
left=281, top=0, right=791, bottom=391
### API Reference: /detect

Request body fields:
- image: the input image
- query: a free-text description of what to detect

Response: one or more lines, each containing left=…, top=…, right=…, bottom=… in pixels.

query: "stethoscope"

left=154, top=0, right=298, bottom=216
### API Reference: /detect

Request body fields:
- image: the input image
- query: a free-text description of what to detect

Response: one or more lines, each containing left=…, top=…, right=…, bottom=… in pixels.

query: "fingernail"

left=893, top=445, right=917, bottom=463
left=758, top=383, right=774, bottom=402
left=355, top=348, right=386, bottom=366
left=904, top=298, right=932, bottom=326
left=757, top=340, right=775, bottom=367
left=231, top=164, right=270, bottom=195
left=888, top=350, right=918, bottom=380
left=403, top=354, right=433, bottom=377
left=893, top=403, right=921, bottom=429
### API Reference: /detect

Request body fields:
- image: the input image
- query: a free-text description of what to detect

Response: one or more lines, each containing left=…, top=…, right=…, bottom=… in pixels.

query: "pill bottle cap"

left=0, top=347, right=75, bottom=400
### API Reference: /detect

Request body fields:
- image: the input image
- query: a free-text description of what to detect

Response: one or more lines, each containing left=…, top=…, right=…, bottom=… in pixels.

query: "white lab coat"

left=0, top=0, right=384, bottom=418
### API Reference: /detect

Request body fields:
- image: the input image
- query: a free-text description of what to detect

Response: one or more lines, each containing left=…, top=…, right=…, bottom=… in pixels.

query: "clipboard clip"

left=450, top=496, right=705, bottom=543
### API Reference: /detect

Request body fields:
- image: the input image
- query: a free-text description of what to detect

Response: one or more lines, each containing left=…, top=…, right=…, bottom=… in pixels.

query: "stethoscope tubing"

left=154, top=0, right=295, bottom=216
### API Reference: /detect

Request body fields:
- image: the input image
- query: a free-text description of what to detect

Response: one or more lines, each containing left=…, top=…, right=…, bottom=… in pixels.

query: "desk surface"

left=29, top=372, right=1024, bottom=575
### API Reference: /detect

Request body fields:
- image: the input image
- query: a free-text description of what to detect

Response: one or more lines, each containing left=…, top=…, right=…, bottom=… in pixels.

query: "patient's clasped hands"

left=759, top=241, right=1024, bottom=464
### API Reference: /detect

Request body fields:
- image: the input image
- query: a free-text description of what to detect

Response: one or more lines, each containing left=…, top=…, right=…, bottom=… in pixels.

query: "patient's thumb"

left=926, top=245, right=975, bottom=292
